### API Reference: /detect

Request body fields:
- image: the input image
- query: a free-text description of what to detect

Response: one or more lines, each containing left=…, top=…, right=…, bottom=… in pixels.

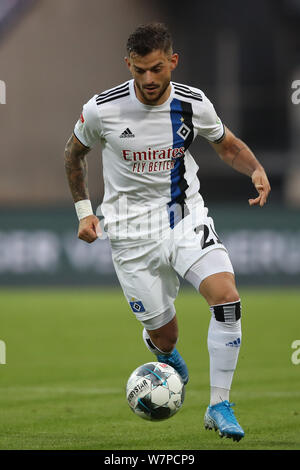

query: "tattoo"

left=64, top=134, right=91, bottom=202
left=230, top=143, right=247, bottom=168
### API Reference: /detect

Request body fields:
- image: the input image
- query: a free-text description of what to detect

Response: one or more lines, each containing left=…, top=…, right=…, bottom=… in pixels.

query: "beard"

left=135, top=79, right=171, bottom=105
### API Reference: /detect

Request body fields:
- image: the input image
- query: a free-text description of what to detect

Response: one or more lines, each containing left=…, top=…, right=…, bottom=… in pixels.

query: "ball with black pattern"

left=126, top=362, right=185, bottom=421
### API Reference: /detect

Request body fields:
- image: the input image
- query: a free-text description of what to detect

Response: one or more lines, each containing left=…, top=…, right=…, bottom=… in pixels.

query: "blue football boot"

left=156, top=348, right=189, bottom=385
left=204, top=400, right=245, bottom=442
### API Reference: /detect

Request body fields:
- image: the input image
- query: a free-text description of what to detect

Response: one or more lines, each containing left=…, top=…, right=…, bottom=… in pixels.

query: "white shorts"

left=110, top=211, right=234, bottom=330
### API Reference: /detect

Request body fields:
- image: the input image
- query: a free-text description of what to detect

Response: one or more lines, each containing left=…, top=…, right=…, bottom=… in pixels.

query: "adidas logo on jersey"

left=119, top=128, right=135, bottom=138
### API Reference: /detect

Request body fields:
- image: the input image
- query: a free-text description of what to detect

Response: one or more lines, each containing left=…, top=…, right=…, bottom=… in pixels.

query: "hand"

left=78, top=214, right=102, bottom=243
left=249, top=168, right=271, bottom=207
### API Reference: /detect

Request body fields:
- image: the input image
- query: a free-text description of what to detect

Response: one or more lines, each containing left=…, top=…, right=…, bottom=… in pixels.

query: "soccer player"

left=64, top=23, right=270, bottom=441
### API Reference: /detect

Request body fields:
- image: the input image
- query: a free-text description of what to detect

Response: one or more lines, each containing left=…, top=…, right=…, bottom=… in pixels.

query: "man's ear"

left=124, top=57, right=131, bottom=70
left=170, top=53, right=179, bottom=72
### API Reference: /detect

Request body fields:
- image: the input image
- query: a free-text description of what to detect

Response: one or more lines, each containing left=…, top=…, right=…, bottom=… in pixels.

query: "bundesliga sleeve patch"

left=129, top=300, right=145, bottom=313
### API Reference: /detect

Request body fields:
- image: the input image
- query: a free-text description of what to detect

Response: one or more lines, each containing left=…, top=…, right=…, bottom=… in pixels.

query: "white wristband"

left=75, top=199, right=93, bottom=220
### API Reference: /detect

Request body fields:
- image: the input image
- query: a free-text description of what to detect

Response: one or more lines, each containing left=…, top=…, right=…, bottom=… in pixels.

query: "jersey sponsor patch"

left=129, top=299, right=145, bottom=313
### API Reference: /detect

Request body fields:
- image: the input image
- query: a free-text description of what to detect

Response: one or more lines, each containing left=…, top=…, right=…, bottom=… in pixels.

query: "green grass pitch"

left=0, top=287, right=299, bottom=450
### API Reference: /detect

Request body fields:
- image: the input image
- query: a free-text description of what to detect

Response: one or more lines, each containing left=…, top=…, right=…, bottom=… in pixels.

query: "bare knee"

left=200, top=273, right=240, bottom=306
left=211, top=289, right=240, bottom=306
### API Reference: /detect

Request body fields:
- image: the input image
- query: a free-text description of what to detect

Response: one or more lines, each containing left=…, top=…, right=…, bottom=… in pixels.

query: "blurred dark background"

left=155, top=0, right=300, bottom=207
left=0, top=0, right=300, bottom=285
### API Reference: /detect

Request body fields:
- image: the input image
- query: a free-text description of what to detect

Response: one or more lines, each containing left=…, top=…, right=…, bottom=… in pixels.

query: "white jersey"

left=74, top=79, right=224, bottom=239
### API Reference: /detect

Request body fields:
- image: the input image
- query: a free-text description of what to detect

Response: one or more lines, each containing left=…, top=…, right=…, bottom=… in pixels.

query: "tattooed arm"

left=210, top=126, right=271, bottom=207
left=64, top=133, right=90, bottom=201
left=64, top=133, right=100, bottom=243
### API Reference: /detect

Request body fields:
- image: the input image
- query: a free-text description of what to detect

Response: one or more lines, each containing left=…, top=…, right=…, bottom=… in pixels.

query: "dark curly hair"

left=126, top=22, right=173, bottom=56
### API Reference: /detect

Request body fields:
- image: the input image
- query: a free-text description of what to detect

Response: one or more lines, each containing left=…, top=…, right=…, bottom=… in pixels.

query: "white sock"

left=210, top=386, right=230, bottom=406
left=207, top=316, right=241, bottom=405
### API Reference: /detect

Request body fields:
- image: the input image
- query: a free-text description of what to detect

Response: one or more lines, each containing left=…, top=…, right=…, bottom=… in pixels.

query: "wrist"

left=251, top=164, right=264, bottom=176
left=75, top=199, right=93, bottom=220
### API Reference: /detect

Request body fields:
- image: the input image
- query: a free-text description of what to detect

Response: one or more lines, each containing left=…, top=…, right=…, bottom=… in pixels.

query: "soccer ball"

left=126, top=362, right=185, bottom=421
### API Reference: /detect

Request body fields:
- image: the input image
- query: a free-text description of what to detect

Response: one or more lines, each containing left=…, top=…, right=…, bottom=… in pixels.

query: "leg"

left=184, top=249, right=244, bottom=440
left=110, top=238, right=189, bottom=384
left=200, top=271, right=241, bottom=404
left=142, top=311, right=189, bottom=385
left=145, top=315, right=178, bottom=353
left=200, top=272, right=244, bottom=441
left=199, top=272, right=240, bottom=306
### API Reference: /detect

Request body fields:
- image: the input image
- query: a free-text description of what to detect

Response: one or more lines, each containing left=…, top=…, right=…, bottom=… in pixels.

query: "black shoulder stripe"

left=96, top=86, right=129, bottom=104
left=96, top=82, right=130, bottom=100
left=172, top=82, right=191, bottom=91
left=173, top=83, right=202, bottom=96
left=174, top=90, right=203, bottom=102
left=96, top=90, right=130, bottom=106
left=174, top=85, right=202, bottom=99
